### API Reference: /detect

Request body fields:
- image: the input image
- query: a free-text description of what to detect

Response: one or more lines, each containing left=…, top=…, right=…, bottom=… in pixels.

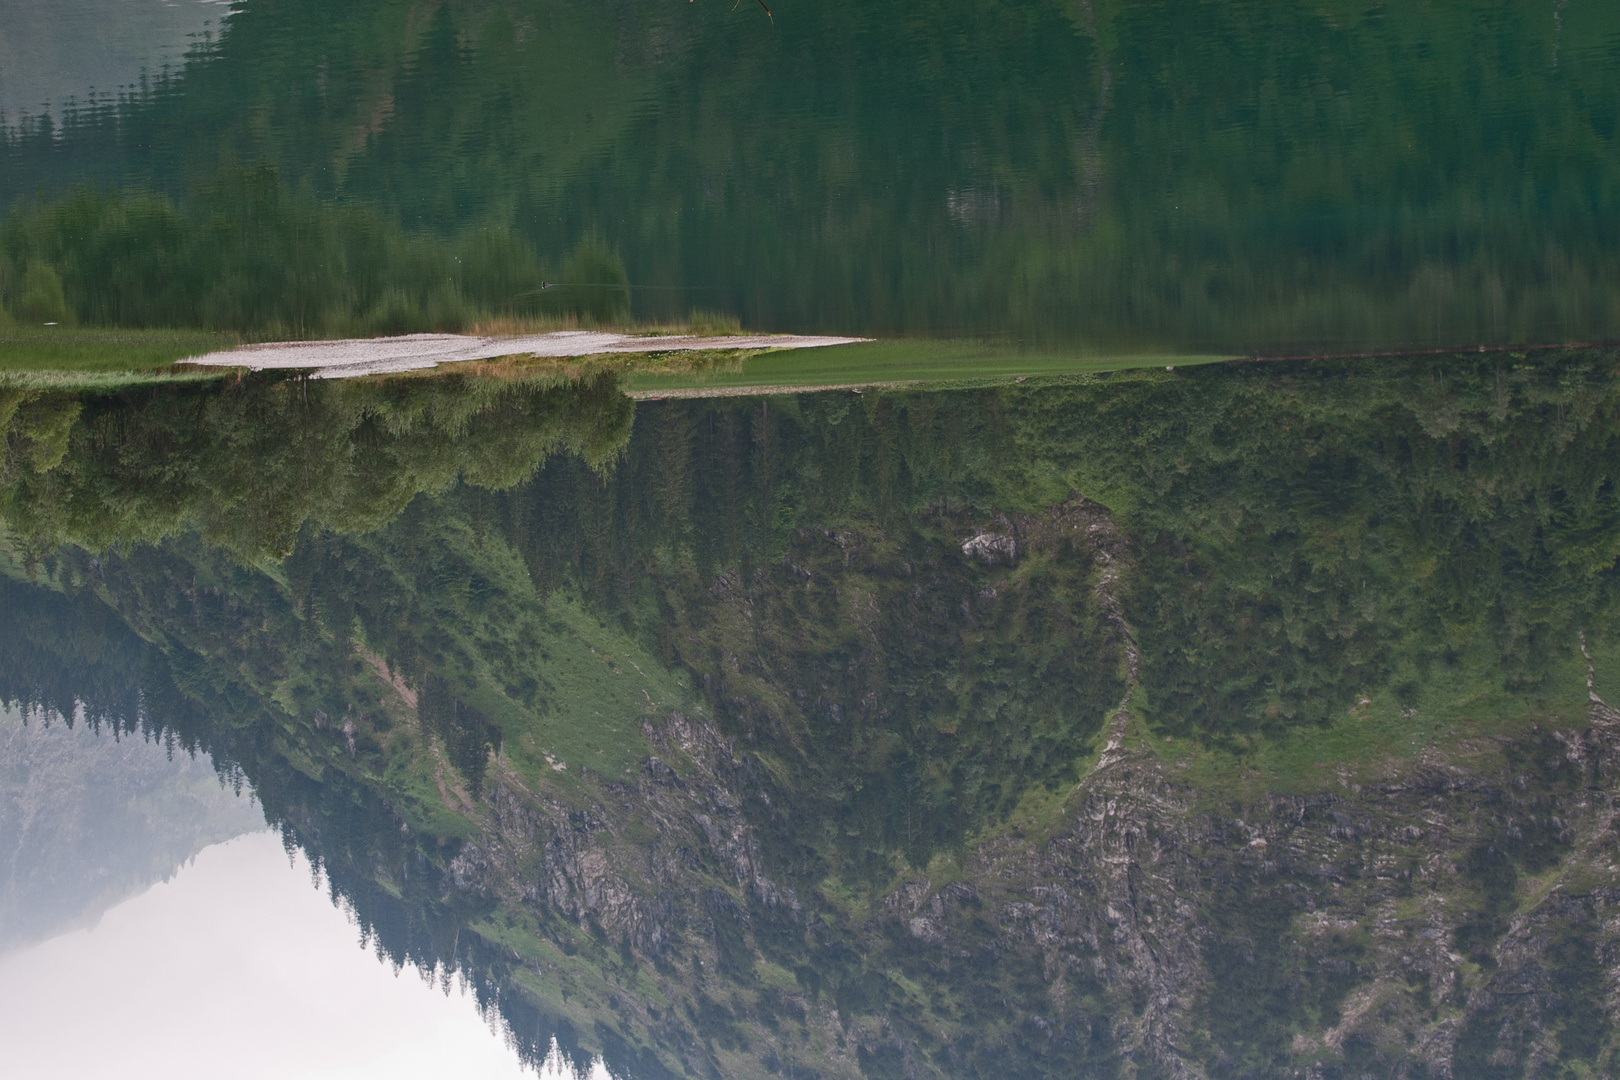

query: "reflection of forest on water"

left=4, top=0, right=1620, bottom=348
left=4, top=352, right=1620, bottom=1078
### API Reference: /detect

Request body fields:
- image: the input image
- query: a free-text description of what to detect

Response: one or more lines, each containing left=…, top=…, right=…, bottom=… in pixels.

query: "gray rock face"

left=871, top=706, right=1620, bottom=1079
left=961, top=531, right=1018, bottom=564
left=386, top=496, right=1620, bottom=1078
left=419, top=690, right=1620, bottom=1079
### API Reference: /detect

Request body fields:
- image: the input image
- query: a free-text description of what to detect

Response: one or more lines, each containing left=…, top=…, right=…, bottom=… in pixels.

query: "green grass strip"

left=0, top=327, right=239, bottom=386
left=623, top=338, right=1236, bottom=395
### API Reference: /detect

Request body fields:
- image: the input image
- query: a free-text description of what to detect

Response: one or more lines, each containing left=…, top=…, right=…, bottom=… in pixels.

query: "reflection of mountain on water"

left=0, top=0, right=224, bottom=123
left=7, top=0, right=1620, bottom=349
left=3, top=356, right=1620, bottom=1076
left=0, top=703, right=262, bottom=954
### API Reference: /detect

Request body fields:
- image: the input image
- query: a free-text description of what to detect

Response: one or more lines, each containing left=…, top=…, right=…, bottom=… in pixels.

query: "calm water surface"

left=4, top=0, right=1620, bottom=349
left=5, top=3, right=1620, bottom=1079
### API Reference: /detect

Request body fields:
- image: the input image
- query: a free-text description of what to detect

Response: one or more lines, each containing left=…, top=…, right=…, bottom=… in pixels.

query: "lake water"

left=5, top=0, right=1620, bottom=351
left=3, top=3, right=1620, bottom=1079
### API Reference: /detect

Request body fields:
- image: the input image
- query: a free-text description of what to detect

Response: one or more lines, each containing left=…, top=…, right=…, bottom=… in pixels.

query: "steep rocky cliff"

left=399, top=505, right=1620, bottom=1080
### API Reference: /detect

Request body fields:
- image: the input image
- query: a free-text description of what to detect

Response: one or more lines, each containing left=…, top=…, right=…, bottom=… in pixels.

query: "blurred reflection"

left=4, top=0, right=1619, bottom=350
left=0, top=0, right=223, bottom=122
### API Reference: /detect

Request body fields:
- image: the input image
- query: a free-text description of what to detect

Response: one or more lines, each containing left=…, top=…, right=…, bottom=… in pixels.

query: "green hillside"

left=3, top=351, right=1619, bottom=1076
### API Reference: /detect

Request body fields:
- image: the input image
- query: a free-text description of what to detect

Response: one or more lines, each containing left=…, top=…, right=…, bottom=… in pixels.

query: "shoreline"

left=180, top=330, right=870, bottom=379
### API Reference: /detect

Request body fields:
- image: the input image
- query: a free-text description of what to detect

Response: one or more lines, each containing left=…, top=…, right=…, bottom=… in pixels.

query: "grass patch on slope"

left=499, top=590, right=694, bottom=792
left=1150, top=637, right=1608, bottom=804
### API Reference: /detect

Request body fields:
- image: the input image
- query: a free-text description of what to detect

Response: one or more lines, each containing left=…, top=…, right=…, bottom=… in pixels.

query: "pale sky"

left=0, top=831, right=611, bottom=1080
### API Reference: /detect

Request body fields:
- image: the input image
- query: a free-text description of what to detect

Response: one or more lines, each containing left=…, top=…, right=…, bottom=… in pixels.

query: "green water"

left=4, top=0, right=1620, bottom=352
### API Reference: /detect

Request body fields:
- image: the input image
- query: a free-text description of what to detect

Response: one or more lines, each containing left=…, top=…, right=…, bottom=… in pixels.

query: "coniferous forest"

left=5, top=351, right=1620, bottom=1077
left=7, top=0, right=1620, bottom=1075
